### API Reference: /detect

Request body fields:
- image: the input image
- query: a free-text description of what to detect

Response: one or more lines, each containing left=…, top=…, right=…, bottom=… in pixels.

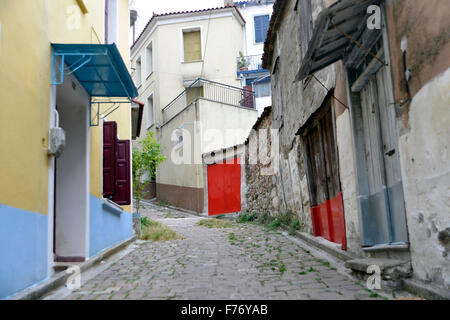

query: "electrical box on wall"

left=48, top=127, right=66, bottom=158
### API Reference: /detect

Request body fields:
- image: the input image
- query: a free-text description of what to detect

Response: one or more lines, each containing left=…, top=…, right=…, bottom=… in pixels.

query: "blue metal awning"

left=51, top=43, right=138, bottom=98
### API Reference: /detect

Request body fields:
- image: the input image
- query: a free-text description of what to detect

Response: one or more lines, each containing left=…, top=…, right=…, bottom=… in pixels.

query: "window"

left=254, top=82, right=271, bottom=98
left=254, top=15, right=270, bottom=43
left=135, top=57, right=142, bottom=87
left=145, top=42, right=153, bottom=77
left=147, top=94, right=154, bottom=128
left=105, top=0, right=118, bottom=44
left=103, top=121, right=131, bottom=205
left=182, top=29, right=202, bottom=62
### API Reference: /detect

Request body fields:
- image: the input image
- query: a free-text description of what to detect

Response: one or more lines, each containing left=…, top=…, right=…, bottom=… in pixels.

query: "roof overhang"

left=131, top=6, right=245, bottom=57
left=52, top=43, right=138, bottom=98
left=295, top=0, right=382, bottom=81
left=131, top=99, right=144, bottom=139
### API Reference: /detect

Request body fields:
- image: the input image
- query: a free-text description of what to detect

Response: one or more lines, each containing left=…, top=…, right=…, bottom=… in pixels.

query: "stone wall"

left=244, top=108, right=278, bottom=215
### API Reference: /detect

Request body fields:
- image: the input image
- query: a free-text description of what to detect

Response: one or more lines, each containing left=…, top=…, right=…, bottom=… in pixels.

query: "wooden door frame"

left=343, top=3, right=409, bottom=248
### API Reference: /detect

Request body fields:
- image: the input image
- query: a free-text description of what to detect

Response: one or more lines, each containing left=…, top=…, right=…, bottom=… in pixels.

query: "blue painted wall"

left=0, top=203, right=48, bottom=300
left=89, top=195, right=133, bottom=257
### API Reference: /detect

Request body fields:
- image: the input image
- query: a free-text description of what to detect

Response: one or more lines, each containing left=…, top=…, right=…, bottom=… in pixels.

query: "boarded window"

left=254, top=15, right=270, bottom=43
left=183, top=30, right=202, bottom=62
left=103, top=121, right=131, bottom=205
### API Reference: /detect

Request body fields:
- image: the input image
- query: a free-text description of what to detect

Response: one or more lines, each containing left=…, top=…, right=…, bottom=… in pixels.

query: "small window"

left=254, top=15, right=270, bottom=43
left=145, top=42, right=153, bottom=77
left=147, top=94, right=154, bottom=128
left=135, top=57, right=142, bottom=87
left=183, top=29, right=202, bottom=62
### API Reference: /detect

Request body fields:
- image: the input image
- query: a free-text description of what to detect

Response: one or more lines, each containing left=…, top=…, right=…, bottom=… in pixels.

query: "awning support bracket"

left=51, top=48, right=107, bottom=86
left=89, top=99, right=132, bottom=127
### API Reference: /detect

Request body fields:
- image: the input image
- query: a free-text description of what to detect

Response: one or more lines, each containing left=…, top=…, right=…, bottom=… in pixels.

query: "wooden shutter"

left=254, top=15, right=269, bottom=43
left=300, top=0, right=313, bottom=58
left=113, top=140, right=131, bottom=205
left=103, top=121, right=117, bottom=198
left=243, top=85, right=254, bottom=109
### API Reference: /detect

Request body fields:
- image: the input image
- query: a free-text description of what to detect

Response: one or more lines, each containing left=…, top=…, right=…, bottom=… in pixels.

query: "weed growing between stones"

left=236, top=210, right=301, bottom=234
left=140, top=219, right=182, bottom=242
left=197, top=219, right=234, bottom=229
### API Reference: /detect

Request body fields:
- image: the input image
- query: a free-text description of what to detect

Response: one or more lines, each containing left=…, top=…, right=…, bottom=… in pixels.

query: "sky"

left=131, top=0, right=225, bottom=37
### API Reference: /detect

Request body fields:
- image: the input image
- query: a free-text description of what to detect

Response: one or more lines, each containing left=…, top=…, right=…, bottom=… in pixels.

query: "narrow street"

left=51, top=203, right=389, bottom=300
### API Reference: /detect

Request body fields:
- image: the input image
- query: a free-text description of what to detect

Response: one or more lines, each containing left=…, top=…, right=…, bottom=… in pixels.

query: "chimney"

left=224, top=0, right=234, bottom=6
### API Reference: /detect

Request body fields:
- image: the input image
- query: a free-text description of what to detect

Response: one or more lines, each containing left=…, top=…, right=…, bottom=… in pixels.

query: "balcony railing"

left=236, top=54, right=266, bottom=73
left=162, top=78, right=255, bottom=124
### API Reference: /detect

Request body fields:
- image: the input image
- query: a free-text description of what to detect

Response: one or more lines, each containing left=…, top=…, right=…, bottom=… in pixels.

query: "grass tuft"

left=140, top=218, right=181, bottom=241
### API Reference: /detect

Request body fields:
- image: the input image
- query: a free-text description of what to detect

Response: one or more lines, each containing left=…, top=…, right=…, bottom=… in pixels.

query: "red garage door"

left=207, top=157, right=241, bottom=216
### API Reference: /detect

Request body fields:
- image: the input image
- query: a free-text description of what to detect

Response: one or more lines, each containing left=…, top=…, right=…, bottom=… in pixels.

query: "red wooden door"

left=302, top=99, right=347, bottom=250
left=113, top=140, right=131, bottom=205
left=207, top=157, right=241, bottom=216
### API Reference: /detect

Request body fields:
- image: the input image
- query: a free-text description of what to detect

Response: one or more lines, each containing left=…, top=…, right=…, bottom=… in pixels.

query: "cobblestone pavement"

left=63, top=203, right=390, bottom=300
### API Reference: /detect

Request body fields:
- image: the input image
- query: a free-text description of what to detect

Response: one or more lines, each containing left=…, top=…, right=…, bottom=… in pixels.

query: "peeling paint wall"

left=399, top=67, right=450, bottom=290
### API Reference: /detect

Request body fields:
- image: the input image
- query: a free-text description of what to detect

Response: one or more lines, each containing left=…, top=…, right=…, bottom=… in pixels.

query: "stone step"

left=345, top=258, right=412, bottom=288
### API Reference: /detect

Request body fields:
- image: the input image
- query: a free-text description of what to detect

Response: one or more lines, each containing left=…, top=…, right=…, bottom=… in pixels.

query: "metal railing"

left=237, top=54, right=265, bottom=72
left=162, top=78, right=255, bottom=124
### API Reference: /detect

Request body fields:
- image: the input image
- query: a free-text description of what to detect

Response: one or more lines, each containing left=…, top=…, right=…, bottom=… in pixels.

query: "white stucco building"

left=229, top=0, right=275, bottom=115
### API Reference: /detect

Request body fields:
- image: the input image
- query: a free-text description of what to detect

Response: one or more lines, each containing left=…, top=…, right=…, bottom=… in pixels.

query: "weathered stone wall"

left=260, top=0, right=450, bottom=293
left=267, top=0, right=336, bottom=233
left=244, top=109, right=278, bottom=215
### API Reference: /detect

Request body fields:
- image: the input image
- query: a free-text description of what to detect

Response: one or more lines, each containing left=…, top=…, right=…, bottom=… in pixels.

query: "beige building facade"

left=131, top=7, right=258, bottom=212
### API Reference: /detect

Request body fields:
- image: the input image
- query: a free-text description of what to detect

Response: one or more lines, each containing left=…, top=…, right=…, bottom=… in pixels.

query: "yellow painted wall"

left=0, top=0, right=51, bottom=215
left=0, top=0, right=132, bottom=215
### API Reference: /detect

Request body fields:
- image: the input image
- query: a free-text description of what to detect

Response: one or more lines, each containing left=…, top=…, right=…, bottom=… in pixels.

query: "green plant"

left=265, top=219, right=282, bottom=230
left=237, top=51, right=248, bottom=69
left=237, top=211, right=258, bottom=223
left=132, top=131, right=166, bottom=215
left=288, top=219, right=301, bottom=235
left=141, top=216, right=151, bottom=228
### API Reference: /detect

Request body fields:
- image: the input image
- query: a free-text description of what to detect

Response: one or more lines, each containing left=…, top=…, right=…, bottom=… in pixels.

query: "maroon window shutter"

left=103, top=121, right=117, bottom=198
left=113, top=140, right=131, bottom=205
left=243, top=85, right=254, bottom=109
